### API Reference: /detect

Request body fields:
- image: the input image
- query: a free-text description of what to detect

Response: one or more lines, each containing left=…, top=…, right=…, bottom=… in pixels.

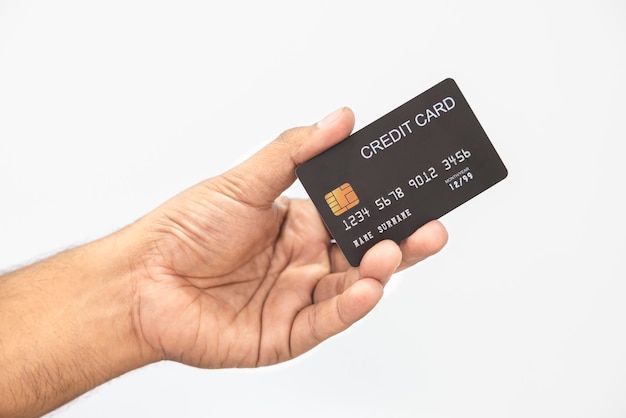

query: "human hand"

left=129, top=107, right=448, bottom=369
left=0, top=108, right=448, bottom=417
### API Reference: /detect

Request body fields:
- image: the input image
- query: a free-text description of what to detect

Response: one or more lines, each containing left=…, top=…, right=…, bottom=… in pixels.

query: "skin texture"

left=0, top=107, right=448, bottom=417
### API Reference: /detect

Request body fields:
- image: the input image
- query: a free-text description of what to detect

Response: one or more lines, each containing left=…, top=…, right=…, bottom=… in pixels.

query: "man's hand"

left=129, top=107, right=448, bottom=368
left=0, top=107, right=447, bottom=418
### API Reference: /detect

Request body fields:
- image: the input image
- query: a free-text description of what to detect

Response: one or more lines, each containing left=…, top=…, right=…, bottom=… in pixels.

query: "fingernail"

left=316, top=107, right=344, bottom=129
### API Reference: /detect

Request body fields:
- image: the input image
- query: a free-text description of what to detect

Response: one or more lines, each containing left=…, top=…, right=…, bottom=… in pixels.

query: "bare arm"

left=0, top=232, right=156, bottom=417
left=0, top=108, right=448, bottom=417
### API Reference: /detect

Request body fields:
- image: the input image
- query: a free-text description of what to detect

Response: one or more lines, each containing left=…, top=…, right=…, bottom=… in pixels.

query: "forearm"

left=0, top=229, right=156, bottom=418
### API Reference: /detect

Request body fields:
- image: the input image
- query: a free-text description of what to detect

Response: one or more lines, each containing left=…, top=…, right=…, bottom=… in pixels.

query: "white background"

left=1, top=1, right=625, bottom=417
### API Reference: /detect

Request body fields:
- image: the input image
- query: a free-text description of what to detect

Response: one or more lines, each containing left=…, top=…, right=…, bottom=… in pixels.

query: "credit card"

left=296, top=78, right=508, bottom=267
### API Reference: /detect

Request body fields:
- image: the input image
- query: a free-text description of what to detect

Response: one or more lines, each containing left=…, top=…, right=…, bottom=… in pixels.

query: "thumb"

left=224, top=107, right=355, bottom=205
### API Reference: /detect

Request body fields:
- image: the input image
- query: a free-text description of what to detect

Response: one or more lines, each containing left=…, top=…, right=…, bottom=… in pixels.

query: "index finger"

left=397, top=220, right=448, bottom=271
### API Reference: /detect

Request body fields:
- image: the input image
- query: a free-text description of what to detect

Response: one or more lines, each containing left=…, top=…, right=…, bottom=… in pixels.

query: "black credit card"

left=296, top=78, right=508, bottom=267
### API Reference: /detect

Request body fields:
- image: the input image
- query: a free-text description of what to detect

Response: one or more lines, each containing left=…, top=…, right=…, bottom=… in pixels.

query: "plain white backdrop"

left=1, top=1, right=625, bottom=417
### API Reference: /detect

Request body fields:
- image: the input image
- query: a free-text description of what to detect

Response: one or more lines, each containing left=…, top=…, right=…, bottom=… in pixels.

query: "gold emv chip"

left=325, top=183, right=359, bottom=216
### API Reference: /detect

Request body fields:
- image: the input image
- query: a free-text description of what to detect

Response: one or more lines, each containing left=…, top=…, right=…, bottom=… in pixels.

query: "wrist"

left=83, top=226, right=163, bottom=370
